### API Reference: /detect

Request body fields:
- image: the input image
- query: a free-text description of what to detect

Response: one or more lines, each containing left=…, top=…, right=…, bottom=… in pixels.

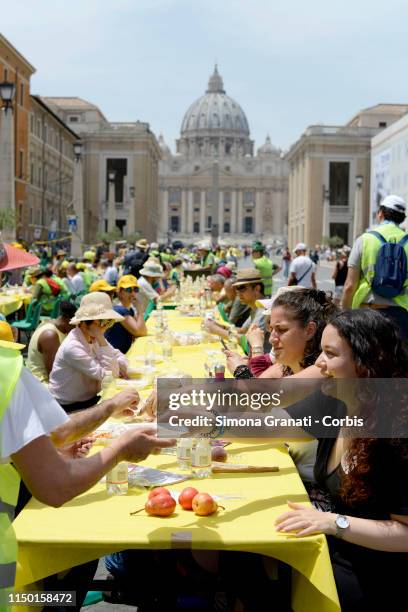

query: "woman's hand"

left=246, top=324, right=264, bottom=348
left=224, top=349, right=248, bottom=374
left=275, top=501, right=336, bottom=537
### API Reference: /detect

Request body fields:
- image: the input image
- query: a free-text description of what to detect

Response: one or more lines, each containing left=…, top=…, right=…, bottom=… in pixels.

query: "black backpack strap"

left=398, top=234, right=408, bottom=247
left=367, top=230, right=387, bottom=244
left=297, top=263, right=313, bottom=284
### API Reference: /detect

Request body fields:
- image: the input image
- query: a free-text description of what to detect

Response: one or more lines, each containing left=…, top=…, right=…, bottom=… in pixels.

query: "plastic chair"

left=143, top=300, right=156, bottom=321
left=240, top=334, right=250, bottom=355
left=11, top=300, right=42, bottom=341
left=217, top=302, right=229, bottom=322
left=40, top=295, right=63, bottom=322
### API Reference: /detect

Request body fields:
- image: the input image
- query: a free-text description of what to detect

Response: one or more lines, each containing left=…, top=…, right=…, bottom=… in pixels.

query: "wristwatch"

left=335, top=514, right=350, bottom=538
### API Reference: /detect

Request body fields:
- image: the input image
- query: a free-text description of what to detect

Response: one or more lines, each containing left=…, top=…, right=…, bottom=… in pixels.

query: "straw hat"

left=136, top=238, right=149, bottom=250
left=0, top=240, right=39, bottom=272
left=117, top=274, right=138, bottom=289
left=27, top=266, right=44, bottom=278
left=70, top=292, right=124, bottom=324
left=89, top=279, right=116, bottom=292
left=232, top=268, right=263, bottom=287
left=139, top=261, right=163, bottom=278
left=0, top=320, right=25, bottom=350
left=197, top=241, right=211, bottom=251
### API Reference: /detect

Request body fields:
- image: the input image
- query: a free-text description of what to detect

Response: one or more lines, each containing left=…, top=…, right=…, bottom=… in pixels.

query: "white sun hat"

left=70, top=292, right=125, bottom=324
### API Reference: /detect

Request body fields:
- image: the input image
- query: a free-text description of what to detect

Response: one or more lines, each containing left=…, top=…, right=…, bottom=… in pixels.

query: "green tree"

left=0, top=207, right=15, bottom=231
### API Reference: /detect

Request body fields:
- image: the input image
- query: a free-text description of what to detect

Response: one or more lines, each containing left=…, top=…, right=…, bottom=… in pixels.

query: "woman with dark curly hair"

left=226, top=288, right=338, bottom=379
left=276, top=309, right=408, bottom=611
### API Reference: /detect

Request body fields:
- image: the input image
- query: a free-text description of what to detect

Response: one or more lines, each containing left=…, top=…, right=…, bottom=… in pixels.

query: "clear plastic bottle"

left=191, top=438, right=212, bottom=478
left=162, top=332, right=173, bottom=359
left=106, top=462, right=129, bottom=495
left=144, top=340, right=155, bottom=366
left=177, top=438, right=193, bottom=470
left=101, top=370, right=114, bottom=393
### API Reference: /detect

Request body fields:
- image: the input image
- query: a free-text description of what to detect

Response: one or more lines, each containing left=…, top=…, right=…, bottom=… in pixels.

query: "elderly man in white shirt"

left=49, top=292, right=128, bottom=412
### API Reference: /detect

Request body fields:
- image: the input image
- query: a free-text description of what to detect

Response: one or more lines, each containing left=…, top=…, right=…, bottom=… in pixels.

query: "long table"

left=0, top=292, right=31, bottom=317
left=12, top=309, right=340, bottom=612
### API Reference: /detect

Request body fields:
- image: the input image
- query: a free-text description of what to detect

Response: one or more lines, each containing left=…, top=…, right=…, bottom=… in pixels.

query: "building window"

left=20, top=82, right=24, bottom=105
left=169, top=188, right=181, bottom=204
left=224, top=221, right=230, bottom=233
left=69, top=115, right=80, bottom=123
left=223, top=191, right=231, bottom=204
left=206, top=191, right=213, bottom=204
left=329, top=162, right=349, bottom=207
left=207, top=215, right=212, bottom=229
left=194, top=207, right=199, bottom=212
left=243, top=190, right=254, bottom=204
left=379, top=121, right=387, bottom=128
left=193, top=190, right=200, bottom=205
left=29, top=208, right=33, bottom=224
left=243, top=217, right=253, bottom=233
left=193, top=221, right=200, bottom=233
left=30, top=114, right=34, bottom=133
left=170, top=216, right=180, bottom=232
left=19, top=150, right=24, bottom=179
left=329, top=222, right=348, bottom=245
left=106, top=158, right=127, bottom=202
left=4, top=68, right=8, bottom=80
left=30, top=163, right=34, bottom=184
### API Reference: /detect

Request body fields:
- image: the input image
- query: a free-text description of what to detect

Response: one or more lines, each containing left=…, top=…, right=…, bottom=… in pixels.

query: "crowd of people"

left=0, top=193, right=407, bottom=611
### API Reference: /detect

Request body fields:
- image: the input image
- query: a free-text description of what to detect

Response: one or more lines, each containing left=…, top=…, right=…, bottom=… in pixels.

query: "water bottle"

left=191, top=438, right=212, bottom=478
left=162, top=333, right=173, bottom=359
left=177, top=438, right=193, bottom=470
left=106, top=462, right=129, bottom=495
left=144, top=340, right=155, bottom=367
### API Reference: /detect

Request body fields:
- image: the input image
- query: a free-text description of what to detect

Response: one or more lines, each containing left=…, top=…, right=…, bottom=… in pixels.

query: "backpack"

left=367, top=230, right=408, bottom=298
left=45, top=277, right=61, bottom=296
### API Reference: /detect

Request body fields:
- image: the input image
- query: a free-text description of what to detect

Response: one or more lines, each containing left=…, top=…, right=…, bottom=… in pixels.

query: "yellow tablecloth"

left=0, top=292, right=31, bottom=316
left=12, top=309, right=340, bottom=612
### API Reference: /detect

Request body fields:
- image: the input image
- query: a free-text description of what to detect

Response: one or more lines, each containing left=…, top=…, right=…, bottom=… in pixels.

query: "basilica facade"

left=158, top=67, right=289, bottom=245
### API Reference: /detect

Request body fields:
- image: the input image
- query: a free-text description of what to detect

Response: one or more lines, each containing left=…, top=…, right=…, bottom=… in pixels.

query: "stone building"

left=26, top=95, right=78, bottom=243
left=158, top=66, right=288, bottom=245
left=43, top=97, right=161, bottom=245
left=0, top=33, right=35, bottom=240
left=286, top=104, right=408, bottom=248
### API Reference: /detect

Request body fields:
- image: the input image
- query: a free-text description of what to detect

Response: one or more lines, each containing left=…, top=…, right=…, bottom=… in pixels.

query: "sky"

left=3, top=0, right=408, bottom=152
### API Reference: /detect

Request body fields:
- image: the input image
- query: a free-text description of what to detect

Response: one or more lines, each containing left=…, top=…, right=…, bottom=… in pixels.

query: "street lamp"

left=73, top=141, right=82, bottom=162
left=353, top=175, right=364, bottom=243
left=0, top=81, right=15, bottom=112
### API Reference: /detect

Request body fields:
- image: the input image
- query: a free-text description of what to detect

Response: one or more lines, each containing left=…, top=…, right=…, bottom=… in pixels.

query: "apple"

left=211, top=446, right=227, bottom=462
left=192, top=492, right=218, bottom=516
left=178, top=486, right=199, bottom=510
left=148, top=487, right=172, bottom=500
left=145, top=494, right=176, bottom=517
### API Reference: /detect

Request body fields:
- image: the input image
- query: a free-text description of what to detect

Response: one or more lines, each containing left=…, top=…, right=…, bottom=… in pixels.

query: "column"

left=255, top=190, right=262, bottom=235
left=352, top=185, right=363, bottom=242
left=71, top=156, right=84, bottom=257
left=218, top=191, right=224, bottom=235
left=230, top=190, right=237, bottom=234
left=187, top=189, right=193, bottom=233
left=162, top=189, right=169, bottom=236
left=181, top=189, right=187, bottom=233
left=322, top=191, right=330, bottom=241
left=200, top=190, right=206, bottom=235
left=237, top=189, right=243, bottom=235
left=0, top=107, right=15, bottom=241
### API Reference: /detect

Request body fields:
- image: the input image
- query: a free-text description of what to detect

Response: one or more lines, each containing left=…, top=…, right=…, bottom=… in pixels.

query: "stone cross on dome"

left=206, top=64, right=225, bottom=94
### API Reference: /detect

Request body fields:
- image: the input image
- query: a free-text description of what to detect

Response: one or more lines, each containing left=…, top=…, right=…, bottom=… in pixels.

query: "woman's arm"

left=276, top=502, right=408, bottom=552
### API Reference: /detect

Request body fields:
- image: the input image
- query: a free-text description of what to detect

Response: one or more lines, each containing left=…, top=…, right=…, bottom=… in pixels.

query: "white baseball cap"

left=294, top=242, right=307, bottom=253
left=380, top=194, right=406, bottom=214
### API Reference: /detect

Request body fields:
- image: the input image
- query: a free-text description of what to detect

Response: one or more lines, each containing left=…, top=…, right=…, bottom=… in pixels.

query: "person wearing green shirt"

left=251, top=241, right=280, bottom=297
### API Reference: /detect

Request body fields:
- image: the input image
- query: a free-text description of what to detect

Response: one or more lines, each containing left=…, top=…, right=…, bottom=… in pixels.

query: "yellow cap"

left=89, top=279, right=116, bottom=292
left=60, top=261, right=69, bottom=269
left=117, top=274, right=138, bottom=289
left=0, top=321, right=25, bottom=350
left=76, top=262, right=85, bottom=270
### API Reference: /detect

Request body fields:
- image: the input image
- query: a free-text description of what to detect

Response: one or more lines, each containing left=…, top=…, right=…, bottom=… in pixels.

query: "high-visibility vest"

left=0, top=346, right=23, bottom=609
left=36, top=278, right=54, bottom=312
left=352, top=223, right=408, bottom=310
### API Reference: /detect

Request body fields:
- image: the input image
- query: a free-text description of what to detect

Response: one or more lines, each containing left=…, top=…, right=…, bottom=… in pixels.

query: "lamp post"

left=352, top=175, right=364, bottom=243
left=211, top=159, right=219, bottom=246
left=128, top=185, right=136, bottom=236
left=0, top=81, right=16, bottom=241
left=70, top=140, right=84, bottom=257
left=107, top=170, right=116, bottom=233
left=322, top=185, right=330, bottom=244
